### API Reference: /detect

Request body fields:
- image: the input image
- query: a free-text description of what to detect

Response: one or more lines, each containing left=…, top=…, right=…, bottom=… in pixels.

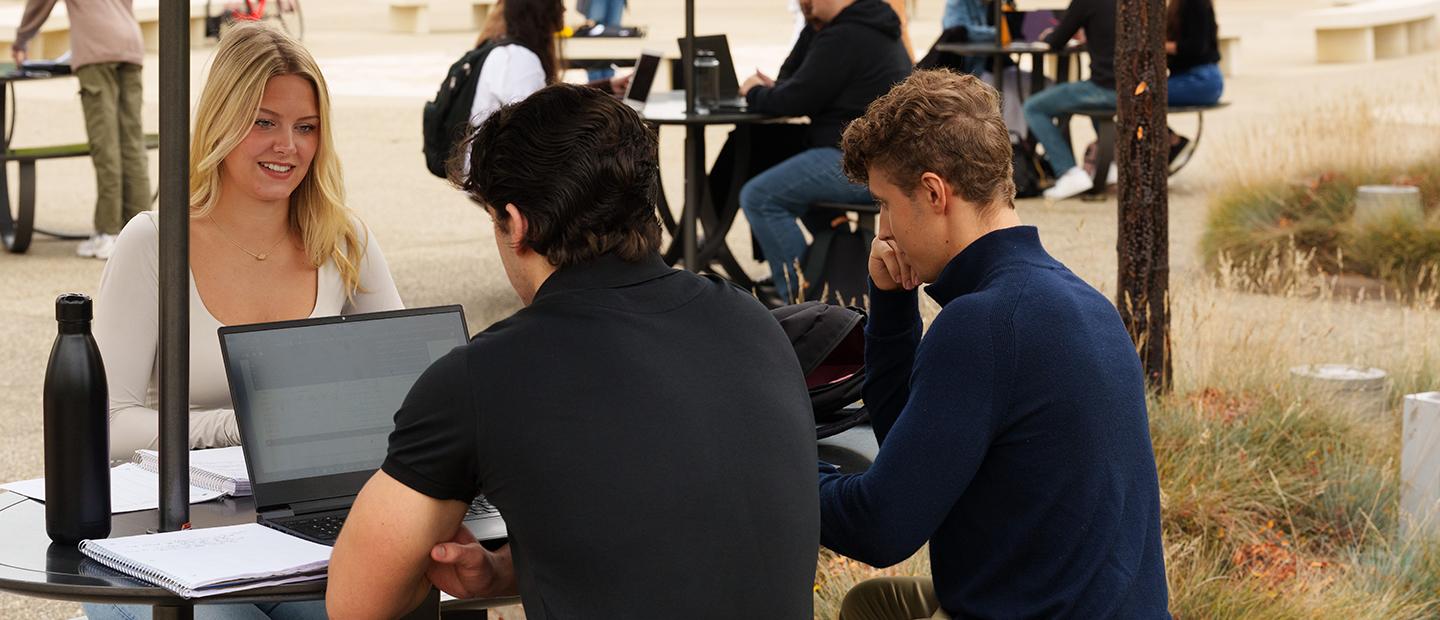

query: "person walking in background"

left=13, top=0, right=150, bottom=259
left=1166, top=0, right=1223, bottom=162
left=1020, top=0, right=1116, bottom=201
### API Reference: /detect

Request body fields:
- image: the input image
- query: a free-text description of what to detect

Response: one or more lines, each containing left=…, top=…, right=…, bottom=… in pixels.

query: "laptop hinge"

left=259, top=507, right=295, bottom=520
left=288, top=495, right=356, bottom=516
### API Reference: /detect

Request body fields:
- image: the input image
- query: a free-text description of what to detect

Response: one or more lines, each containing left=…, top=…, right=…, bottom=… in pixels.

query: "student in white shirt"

left=468, top=0, right=565, bottom=131
left=87, top=25, right=400, bottom=620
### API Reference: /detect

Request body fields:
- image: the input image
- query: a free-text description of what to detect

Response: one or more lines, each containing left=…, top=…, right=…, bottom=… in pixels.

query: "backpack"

left=801, top=217, right=874, bottom=306
left=422, top=38, right=513, bottom=179
left=770, top=302, right=869, bottom=439
left=1012, top=133, right=1052, bottom=199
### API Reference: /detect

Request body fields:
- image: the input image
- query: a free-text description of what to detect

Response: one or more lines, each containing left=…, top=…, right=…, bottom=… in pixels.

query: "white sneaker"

left=90, top=234, right=117, bottom=260
left=1044, top=167, right=1095, bottom=201
left=1106, top=163, right=1118, bottom=186
left=76, top=234, right=99, bottom=258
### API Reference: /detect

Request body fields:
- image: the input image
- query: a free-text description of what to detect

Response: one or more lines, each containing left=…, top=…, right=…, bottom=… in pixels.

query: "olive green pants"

left=838, top=577, right=950, bottom=620
left=76, top=62, right=149, bottom=235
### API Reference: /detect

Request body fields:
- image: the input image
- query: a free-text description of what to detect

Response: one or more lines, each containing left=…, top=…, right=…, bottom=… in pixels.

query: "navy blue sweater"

left=818, top=226, right=1170, bottom=618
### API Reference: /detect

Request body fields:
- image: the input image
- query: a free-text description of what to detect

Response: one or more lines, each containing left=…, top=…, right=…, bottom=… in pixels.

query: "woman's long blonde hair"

left=189, top=23, right=365, bottom=297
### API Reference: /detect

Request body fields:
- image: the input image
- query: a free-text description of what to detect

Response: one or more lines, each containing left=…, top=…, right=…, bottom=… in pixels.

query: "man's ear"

left=503, top=203, right=529, bottom=254
left=918, top=172, right=950, bottom=216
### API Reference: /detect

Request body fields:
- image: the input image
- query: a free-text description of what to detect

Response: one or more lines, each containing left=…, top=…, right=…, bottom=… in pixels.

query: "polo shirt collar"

left=925, top=226, right=1043, bottom=306
left=533, top=251, right=675, bottom=301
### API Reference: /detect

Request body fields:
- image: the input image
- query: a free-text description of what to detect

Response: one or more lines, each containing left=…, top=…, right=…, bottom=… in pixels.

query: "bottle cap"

left=55, top=293, right=93, bottom=322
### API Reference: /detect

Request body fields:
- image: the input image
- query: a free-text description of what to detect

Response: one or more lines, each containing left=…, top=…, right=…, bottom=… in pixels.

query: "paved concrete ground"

left=1, top=0, right=1438, bottom=616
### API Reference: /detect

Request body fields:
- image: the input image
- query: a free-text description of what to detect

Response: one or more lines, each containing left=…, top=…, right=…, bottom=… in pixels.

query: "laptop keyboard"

left=279, top=514, right=346, bottom=544
left=465, top=496, right=498, bottom=519
left=266, top=496, right=500, bottom=546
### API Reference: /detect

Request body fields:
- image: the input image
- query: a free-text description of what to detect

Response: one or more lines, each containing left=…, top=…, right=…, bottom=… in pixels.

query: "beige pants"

left=838, top=577, right=950, bottom=620
left=76, top=62, right=149, bottom=235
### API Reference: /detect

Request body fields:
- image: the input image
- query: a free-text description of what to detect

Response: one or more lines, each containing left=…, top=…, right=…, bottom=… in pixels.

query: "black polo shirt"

left=382, top=252, right=819, bottom=619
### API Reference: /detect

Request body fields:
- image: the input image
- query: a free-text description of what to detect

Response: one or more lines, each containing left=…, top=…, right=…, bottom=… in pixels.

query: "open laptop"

left=622, top=49, right=663, bottom=111
left=675, top=34, right=748, bottom=111
left=219, top=306, right=506, bottom=546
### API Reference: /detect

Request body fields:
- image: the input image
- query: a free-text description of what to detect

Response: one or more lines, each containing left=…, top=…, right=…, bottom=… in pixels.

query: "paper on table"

left=79, top=523, right=332, bottom=598
left=0, top=464, right=224, bottom=513
left=135, top=446, right=251, bottom=496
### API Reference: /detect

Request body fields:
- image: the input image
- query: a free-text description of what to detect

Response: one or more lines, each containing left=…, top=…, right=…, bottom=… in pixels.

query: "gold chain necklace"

left=207, top=213, right=288, bottom=261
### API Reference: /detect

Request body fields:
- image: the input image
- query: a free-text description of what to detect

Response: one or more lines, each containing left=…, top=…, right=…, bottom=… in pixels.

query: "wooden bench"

left=1, top=133, right=159, bottom=253
left=1308, top=0, right=1440, bottom=63
left=1068, top=103, right=1228, bottom=198
left=387, top=0, right=497, bottom=34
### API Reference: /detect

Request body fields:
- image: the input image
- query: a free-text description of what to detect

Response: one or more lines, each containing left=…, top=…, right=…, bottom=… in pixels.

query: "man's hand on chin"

left=426, top=527, right=518, bottom=599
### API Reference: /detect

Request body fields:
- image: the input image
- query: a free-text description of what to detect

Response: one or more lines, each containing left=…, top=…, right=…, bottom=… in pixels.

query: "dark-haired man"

left=821, top=69, right=1169, bottom=619
left=327, top=84, right=819, bottom=619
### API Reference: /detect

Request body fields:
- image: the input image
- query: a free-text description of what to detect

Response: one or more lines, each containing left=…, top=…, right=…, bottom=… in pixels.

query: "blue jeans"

left=1168, top=63, right=1223, bottom=106
left=84, top=601, right=326, bottom=620
left=740, top=147, right=872, bottom=302
left=583, top=0, right=625, bottom=80
left=1021, top=80, right=1116, bottom=174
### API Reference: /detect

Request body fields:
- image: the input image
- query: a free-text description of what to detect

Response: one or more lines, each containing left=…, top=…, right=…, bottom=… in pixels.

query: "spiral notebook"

left=134, top=446, right=252, bottom=497
left=79, top=523, right=331, bottom=598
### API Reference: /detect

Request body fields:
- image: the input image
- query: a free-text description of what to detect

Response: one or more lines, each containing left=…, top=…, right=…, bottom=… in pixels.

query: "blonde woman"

left=87, top=21, right=391, bottom=620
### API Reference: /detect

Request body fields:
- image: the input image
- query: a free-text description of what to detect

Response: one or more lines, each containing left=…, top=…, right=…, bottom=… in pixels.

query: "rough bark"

left=1115, top=0, right=1173, bottom=391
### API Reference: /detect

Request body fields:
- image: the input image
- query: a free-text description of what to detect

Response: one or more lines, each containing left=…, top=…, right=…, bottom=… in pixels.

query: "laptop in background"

left=219, top=305, right=506, bottom=546
left=622, top=49, right=663, bottom=111
left=675, top=34, right=748, bottom=110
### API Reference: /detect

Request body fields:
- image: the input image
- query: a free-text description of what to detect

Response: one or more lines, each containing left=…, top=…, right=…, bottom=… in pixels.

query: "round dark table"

left=930, top=41, right=1087, bottom=95
left=0, top=492, right=323, bottom=618
left=642, top=91, right=785, bottom=289
left=0, top=492, right=509, bottom=619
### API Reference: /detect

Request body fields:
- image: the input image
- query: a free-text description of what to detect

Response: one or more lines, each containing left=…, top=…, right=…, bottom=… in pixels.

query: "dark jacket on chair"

left=745, top=0, right=912, bottom=149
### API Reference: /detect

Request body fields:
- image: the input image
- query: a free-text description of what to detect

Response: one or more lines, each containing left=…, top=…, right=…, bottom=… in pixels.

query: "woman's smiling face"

left=219, top=74, right=320, bottom=207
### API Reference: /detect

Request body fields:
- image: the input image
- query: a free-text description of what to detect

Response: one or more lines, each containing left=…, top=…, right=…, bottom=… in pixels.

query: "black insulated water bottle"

left=43, top=293, right=110, bottom=545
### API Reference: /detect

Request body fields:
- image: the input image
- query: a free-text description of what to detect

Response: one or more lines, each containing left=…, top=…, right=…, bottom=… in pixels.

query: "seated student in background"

left=87, top=23, right=400, bottom=620
left=327, top=84, right=819, bottom=619
left=1166, top=0, right=1223, bottom=160
left=1020, top=0, right=1117, bottom=201
left=821, top=69, right=1170, bottom=619
left=737, top=0, right=911, bottom=304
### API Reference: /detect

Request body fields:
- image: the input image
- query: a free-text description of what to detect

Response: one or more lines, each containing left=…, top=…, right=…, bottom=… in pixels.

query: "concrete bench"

left=0, top=1, right=208, bottom=58
left=1308, top=0, right=1440, bottom=63
left=387, top=0, right=497, bottom=34
left=1, top=134, right=159, bottom=253
left=1217, top=33, right=1239, bottom=76
left=1068, top=103, right=1229, bottom=198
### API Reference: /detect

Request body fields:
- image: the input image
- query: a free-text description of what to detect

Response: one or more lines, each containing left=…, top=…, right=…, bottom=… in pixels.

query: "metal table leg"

left=151, top=603, right=194, bottom=620
left=681, top=125, right=703, bottom=271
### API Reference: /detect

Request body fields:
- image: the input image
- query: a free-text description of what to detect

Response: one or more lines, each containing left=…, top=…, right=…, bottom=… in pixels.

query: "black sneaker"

left=1168, top=135, right=1192, bottom=165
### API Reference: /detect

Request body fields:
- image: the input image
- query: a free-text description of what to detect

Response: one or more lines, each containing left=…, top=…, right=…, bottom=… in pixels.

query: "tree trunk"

left=1115, top=0, right=1172, bottom=391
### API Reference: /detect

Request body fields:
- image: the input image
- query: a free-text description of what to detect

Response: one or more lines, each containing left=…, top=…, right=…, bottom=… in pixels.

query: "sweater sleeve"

left=745, top=26, right=854, bottom=117
left=1044, top=0, right=1091, bottom=49
left=861, top=282, right=922, bottom=445
left=94, top=215, right=239, bottom=462
left=818, top=302, right=1005, bottom=567
left=344, top=222, right=405, bottom=314
left=13, top=0, right=59, bottom=52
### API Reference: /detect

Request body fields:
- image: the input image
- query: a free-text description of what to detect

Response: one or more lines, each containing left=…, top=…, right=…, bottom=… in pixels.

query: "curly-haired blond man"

left=819, top=69, right=1170, bottom=620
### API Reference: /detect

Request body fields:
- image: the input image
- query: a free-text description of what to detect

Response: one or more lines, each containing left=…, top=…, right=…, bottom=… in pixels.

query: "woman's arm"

left=346, top=222, right=405, bottom=314
left=94, top=215, right=239, bottom=461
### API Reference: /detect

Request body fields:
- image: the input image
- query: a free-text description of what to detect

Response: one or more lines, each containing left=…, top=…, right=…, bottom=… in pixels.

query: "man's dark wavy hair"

left=451, top=83, right=663, bottom=268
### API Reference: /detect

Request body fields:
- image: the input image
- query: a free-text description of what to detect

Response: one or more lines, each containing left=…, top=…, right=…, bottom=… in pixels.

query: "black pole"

left=158, top=0, right=191, bottom=532
left=683, top=0, right=695, bottom=115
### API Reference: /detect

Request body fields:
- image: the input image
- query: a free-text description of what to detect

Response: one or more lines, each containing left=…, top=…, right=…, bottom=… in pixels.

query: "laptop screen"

left=220, top=307, right=468, bottom=498
left=624, top=50, right=662, bottom=106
